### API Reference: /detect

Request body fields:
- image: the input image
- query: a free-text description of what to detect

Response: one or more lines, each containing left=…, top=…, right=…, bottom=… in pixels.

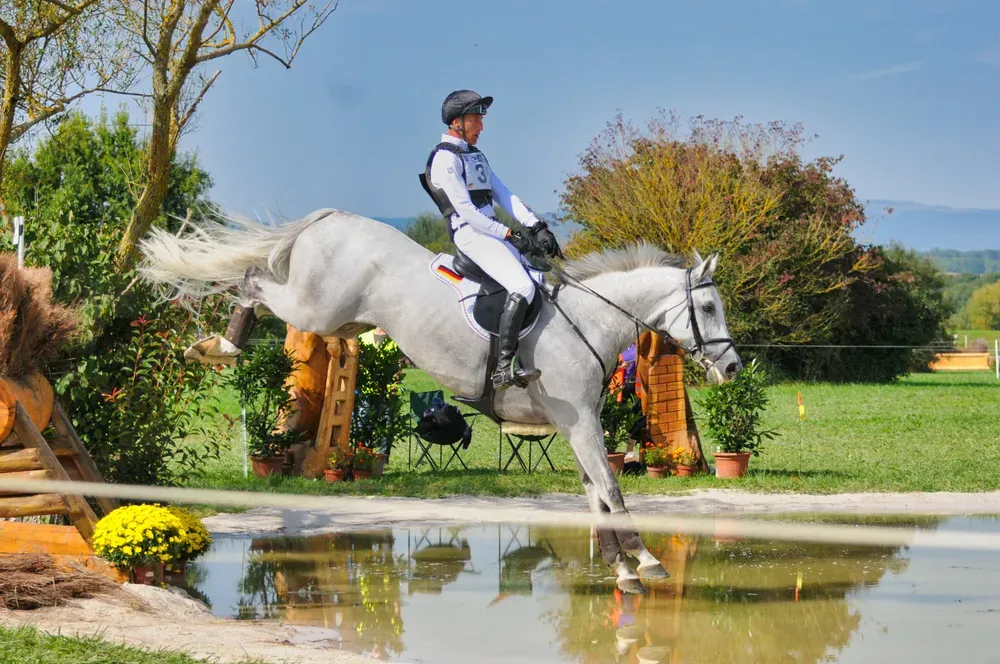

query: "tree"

left=963, top=281, right=1000, bottom=330
left=559, top=110, right=950, bottom=382
left=111, top=0, right=338, bottom=269
left=559, top=111, right=873, bottom=349
left=0, top=1, right=132, bottom=196
left=0, top=109, right=225, bottom=486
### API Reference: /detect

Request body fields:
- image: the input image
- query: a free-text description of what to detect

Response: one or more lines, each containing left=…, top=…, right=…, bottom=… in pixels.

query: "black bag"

left=416, top=398, right=473, bottom=449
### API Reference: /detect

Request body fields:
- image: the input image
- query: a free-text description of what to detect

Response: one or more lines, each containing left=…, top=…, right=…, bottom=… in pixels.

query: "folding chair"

left=499, top=422, right=558, bottom=473
left=407, top=389, right=476, bottom=471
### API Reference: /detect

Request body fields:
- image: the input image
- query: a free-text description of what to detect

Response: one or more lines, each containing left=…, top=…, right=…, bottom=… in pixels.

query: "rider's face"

left=453, top=113, right=484, bottom=145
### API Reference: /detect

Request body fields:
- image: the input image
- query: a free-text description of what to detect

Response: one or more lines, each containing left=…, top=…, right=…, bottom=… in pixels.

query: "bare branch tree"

left=0, top=1, right=136, bottom=197
left=112, top=0, right=338, bottom=270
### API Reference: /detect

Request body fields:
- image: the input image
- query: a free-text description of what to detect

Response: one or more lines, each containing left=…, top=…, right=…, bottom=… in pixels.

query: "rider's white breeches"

left=453, top=225, right=536, bottom=301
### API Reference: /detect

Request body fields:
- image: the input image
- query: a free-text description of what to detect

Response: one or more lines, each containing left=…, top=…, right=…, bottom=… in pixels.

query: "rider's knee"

left=512, top=279, right=535, bottom=302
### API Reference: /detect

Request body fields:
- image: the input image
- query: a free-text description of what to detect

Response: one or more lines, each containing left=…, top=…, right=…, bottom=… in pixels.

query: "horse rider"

left=418, top=89, right=562, bottom=391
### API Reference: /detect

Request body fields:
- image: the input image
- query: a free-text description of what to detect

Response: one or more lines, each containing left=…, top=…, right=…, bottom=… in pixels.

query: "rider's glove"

left=527, top=221, right=562, bottom=259
left=506, top=229, right=537, bottom=256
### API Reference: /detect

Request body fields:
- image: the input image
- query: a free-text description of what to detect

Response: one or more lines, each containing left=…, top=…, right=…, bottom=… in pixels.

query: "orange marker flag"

left=797, top=392, right=805, bottom=421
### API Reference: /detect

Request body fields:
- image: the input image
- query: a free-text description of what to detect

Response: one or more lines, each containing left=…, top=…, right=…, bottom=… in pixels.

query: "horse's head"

left=661, top=251, right=742, bottom=385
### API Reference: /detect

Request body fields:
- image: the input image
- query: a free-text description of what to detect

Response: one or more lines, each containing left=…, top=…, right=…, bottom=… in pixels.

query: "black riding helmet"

left=442, top=90, right=493, bottom=126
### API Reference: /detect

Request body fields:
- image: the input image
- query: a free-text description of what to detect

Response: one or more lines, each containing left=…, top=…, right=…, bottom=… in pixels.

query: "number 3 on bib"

left=462, top=153, right=491, bottom=191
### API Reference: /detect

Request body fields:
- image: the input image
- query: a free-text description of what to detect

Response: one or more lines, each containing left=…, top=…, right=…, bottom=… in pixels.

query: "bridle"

left=544, top=266, right=736, bottom=384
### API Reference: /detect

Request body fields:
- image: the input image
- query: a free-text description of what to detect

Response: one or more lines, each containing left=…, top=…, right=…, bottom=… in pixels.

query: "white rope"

left=3, top=477, right=1000, bottom=552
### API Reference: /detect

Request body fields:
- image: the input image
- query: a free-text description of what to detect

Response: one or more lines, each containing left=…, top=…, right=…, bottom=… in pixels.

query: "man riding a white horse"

left=419, top=89, right=562, bottom=391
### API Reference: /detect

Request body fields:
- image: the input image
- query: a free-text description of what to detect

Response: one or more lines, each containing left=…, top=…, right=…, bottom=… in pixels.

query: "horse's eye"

left=701, top=303, right=715, bottom=315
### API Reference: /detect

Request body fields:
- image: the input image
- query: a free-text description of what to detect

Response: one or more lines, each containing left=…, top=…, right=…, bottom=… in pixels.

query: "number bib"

left=462, top=152, right=492, bottom=194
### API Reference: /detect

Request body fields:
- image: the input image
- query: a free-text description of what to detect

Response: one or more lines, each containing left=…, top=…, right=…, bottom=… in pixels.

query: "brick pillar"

left=639, top=332, right=710, bottom=472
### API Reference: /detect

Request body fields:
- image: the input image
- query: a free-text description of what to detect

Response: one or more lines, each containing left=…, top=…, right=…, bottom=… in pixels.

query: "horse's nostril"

left=725, top=362, right=739, bottom=376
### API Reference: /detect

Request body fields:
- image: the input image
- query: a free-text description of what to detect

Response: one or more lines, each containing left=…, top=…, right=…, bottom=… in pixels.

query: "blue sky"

left=89, top=0, right=1000, bottom=222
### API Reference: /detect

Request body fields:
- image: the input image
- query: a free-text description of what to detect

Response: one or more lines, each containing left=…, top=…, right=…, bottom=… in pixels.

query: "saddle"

left=451, top=250, right=544, bottom=335
left=433, top=250, right=546, bottom=421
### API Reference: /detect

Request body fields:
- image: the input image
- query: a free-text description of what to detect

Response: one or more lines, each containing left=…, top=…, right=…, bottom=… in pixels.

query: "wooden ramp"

left=0, top=399, right=116, bottom=547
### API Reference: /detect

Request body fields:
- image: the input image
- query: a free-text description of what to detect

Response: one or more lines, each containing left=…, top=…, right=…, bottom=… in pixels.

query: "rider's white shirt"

left=428, top=133, right=540, bottom=239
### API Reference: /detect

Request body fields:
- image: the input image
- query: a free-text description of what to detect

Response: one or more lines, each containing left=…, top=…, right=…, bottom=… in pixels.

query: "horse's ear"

left=692, top=253, right=719, bottom=282
left=693, top=249, right=704, bottom=265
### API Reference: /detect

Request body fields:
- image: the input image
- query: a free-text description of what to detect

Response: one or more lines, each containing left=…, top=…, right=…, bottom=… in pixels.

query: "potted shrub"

left=642, top=444, right=671, bottom=478
left=698, top=358, right=777, bottom=478
left=352, top=444, right=378, bottom=480
left=600, top=388, right=641, bottom=475
left=93, top=504, right=184, bottom=584
left=352, top=338, right=408, bottom=475
left=326, top=447, right=353, bottom=482
left=224, top=343, right=301, bottom=478
left=670, top=447, right=699, bottom=477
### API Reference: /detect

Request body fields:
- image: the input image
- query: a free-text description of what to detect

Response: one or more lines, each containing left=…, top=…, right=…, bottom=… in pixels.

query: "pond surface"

left=182, top=515, right=1000, bottom=663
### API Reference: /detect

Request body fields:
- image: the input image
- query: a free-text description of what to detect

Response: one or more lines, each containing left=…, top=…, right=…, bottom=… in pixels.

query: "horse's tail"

left=137, top=208, right=337, bottom=302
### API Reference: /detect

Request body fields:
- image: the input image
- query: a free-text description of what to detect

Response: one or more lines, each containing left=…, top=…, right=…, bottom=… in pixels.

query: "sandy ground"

left=5, top=489, right=1000, bottom=663
left=0, top=583, right=383, bottom=663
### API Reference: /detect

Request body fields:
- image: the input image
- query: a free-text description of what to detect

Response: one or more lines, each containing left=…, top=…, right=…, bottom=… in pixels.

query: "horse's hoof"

left=637, top=562, right=671, bottom=580
left=617, top=576, right=646, bottom=595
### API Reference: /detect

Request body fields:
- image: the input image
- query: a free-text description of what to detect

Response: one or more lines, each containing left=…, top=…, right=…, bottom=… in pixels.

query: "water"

left=180, top=515, right=1000, bottom=663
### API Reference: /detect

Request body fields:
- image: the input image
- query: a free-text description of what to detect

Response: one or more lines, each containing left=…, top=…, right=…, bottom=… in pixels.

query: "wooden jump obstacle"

left=929, top=352, right=992, bottom=371
left=0, top=373, right=116, bottom=561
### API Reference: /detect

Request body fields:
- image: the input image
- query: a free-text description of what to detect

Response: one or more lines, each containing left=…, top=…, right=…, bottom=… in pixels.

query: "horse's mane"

left=561, top=242, right=686, bottom=280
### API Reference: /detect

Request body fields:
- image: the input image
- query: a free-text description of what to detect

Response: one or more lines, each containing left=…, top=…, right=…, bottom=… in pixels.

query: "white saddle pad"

left=428, top=253, right=544, bottom=342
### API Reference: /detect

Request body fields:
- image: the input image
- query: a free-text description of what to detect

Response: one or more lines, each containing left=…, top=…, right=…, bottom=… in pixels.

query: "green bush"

left=224, top=343, right=301, bottom=458
left=600, top=388, right=641, bottom=454
left=698, top=358, right=777, bottom=456
left=352, top=339, right=408, bottom=456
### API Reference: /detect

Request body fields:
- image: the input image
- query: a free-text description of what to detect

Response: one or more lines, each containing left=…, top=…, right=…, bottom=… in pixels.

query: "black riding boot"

left=492, top=292, right=541, bottom=391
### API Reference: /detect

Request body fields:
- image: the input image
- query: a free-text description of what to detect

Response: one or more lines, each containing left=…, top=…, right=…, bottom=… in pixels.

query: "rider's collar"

left=440, top=133, right=469, bottom=150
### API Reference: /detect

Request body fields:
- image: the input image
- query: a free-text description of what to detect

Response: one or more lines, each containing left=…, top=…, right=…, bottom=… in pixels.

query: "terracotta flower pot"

left=713, top=452, right=751, bottom=478
left=674, top=464, right=697, bottom=477
left=373, top=454, right=387, bottom=478
left=324, top=468, right=346, bottom=483
left=131, top=562, right=163, bottom=585
left=606, top=453, right=625, bottom=475
left=353, top=469, right=373, bottom=480
left=250, top=456, right=284, bottom=478
left=164, top=561, right=187, bottom=584
left=646, top=465, right=667, bottom=479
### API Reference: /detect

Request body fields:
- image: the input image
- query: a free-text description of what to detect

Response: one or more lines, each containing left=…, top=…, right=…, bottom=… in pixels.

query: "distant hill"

left=858, top=200, right=1000, bottom=253
left=921, top=249, right=1000, bottom=275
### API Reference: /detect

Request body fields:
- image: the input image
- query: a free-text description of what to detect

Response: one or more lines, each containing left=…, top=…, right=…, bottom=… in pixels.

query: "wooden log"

left=280, top=326, right=332, bottom=438
left=0, top=521, right=92, bottom=556
left=13, top=402, right=98, bottom=542
left=50, top=401, right=116, bottom=515
left=0, top=469, right=56, bottom=496
left=0, top=493, right=68, bottom=518
left=0, top=447, right=42, bottom=472
left=0, top=373, right=54, bottom=443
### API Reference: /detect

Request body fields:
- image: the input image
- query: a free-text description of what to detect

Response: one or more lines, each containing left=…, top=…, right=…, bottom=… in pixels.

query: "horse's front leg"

left=577, top=468, right=644, bottom=594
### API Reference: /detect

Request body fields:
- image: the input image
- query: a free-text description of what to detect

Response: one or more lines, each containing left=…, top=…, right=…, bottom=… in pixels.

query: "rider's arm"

left=429, top=151, right=510, bottom=239
left=491, top=171, right=540, bottom=229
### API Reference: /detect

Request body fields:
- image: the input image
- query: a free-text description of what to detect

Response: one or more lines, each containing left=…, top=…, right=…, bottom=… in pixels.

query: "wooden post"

left=50, top=402, right=116, bottom=515
left=301, top=337, right=360, bottom=478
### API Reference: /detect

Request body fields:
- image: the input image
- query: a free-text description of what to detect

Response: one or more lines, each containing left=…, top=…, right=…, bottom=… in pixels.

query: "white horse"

left=138, top=208, right=742, bottom=594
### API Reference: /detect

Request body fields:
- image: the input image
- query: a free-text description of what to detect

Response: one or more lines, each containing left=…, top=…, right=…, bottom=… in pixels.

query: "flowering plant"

left=93, top=504, right=186, bottom=568
left=352, top=445, right=378, bottom=472
left=670, top=447, right=698, bottom=467
left=642, top=444, right=672, bottom=468
left=328, top=447, right=354, bottom=472
left=166, top=506, right=212, bottom=562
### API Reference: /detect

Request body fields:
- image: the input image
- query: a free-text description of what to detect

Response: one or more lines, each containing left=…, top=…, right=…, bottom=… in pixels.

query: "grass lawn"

left=182, top=366, right=1000, bottom=499
left=0, top=625, right=270, bottom=664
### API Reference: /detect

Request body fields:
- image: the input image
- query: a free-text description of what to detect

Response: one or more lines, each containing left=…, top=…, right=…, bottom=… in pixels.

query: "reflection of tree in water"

left=544, top=516, right=944, bottom=664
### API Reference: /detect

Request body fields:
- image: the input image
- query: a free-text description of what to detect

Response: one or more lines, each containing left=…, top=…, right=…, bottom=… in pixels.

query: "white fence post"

left=12, top=215, right=25, bottom=267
